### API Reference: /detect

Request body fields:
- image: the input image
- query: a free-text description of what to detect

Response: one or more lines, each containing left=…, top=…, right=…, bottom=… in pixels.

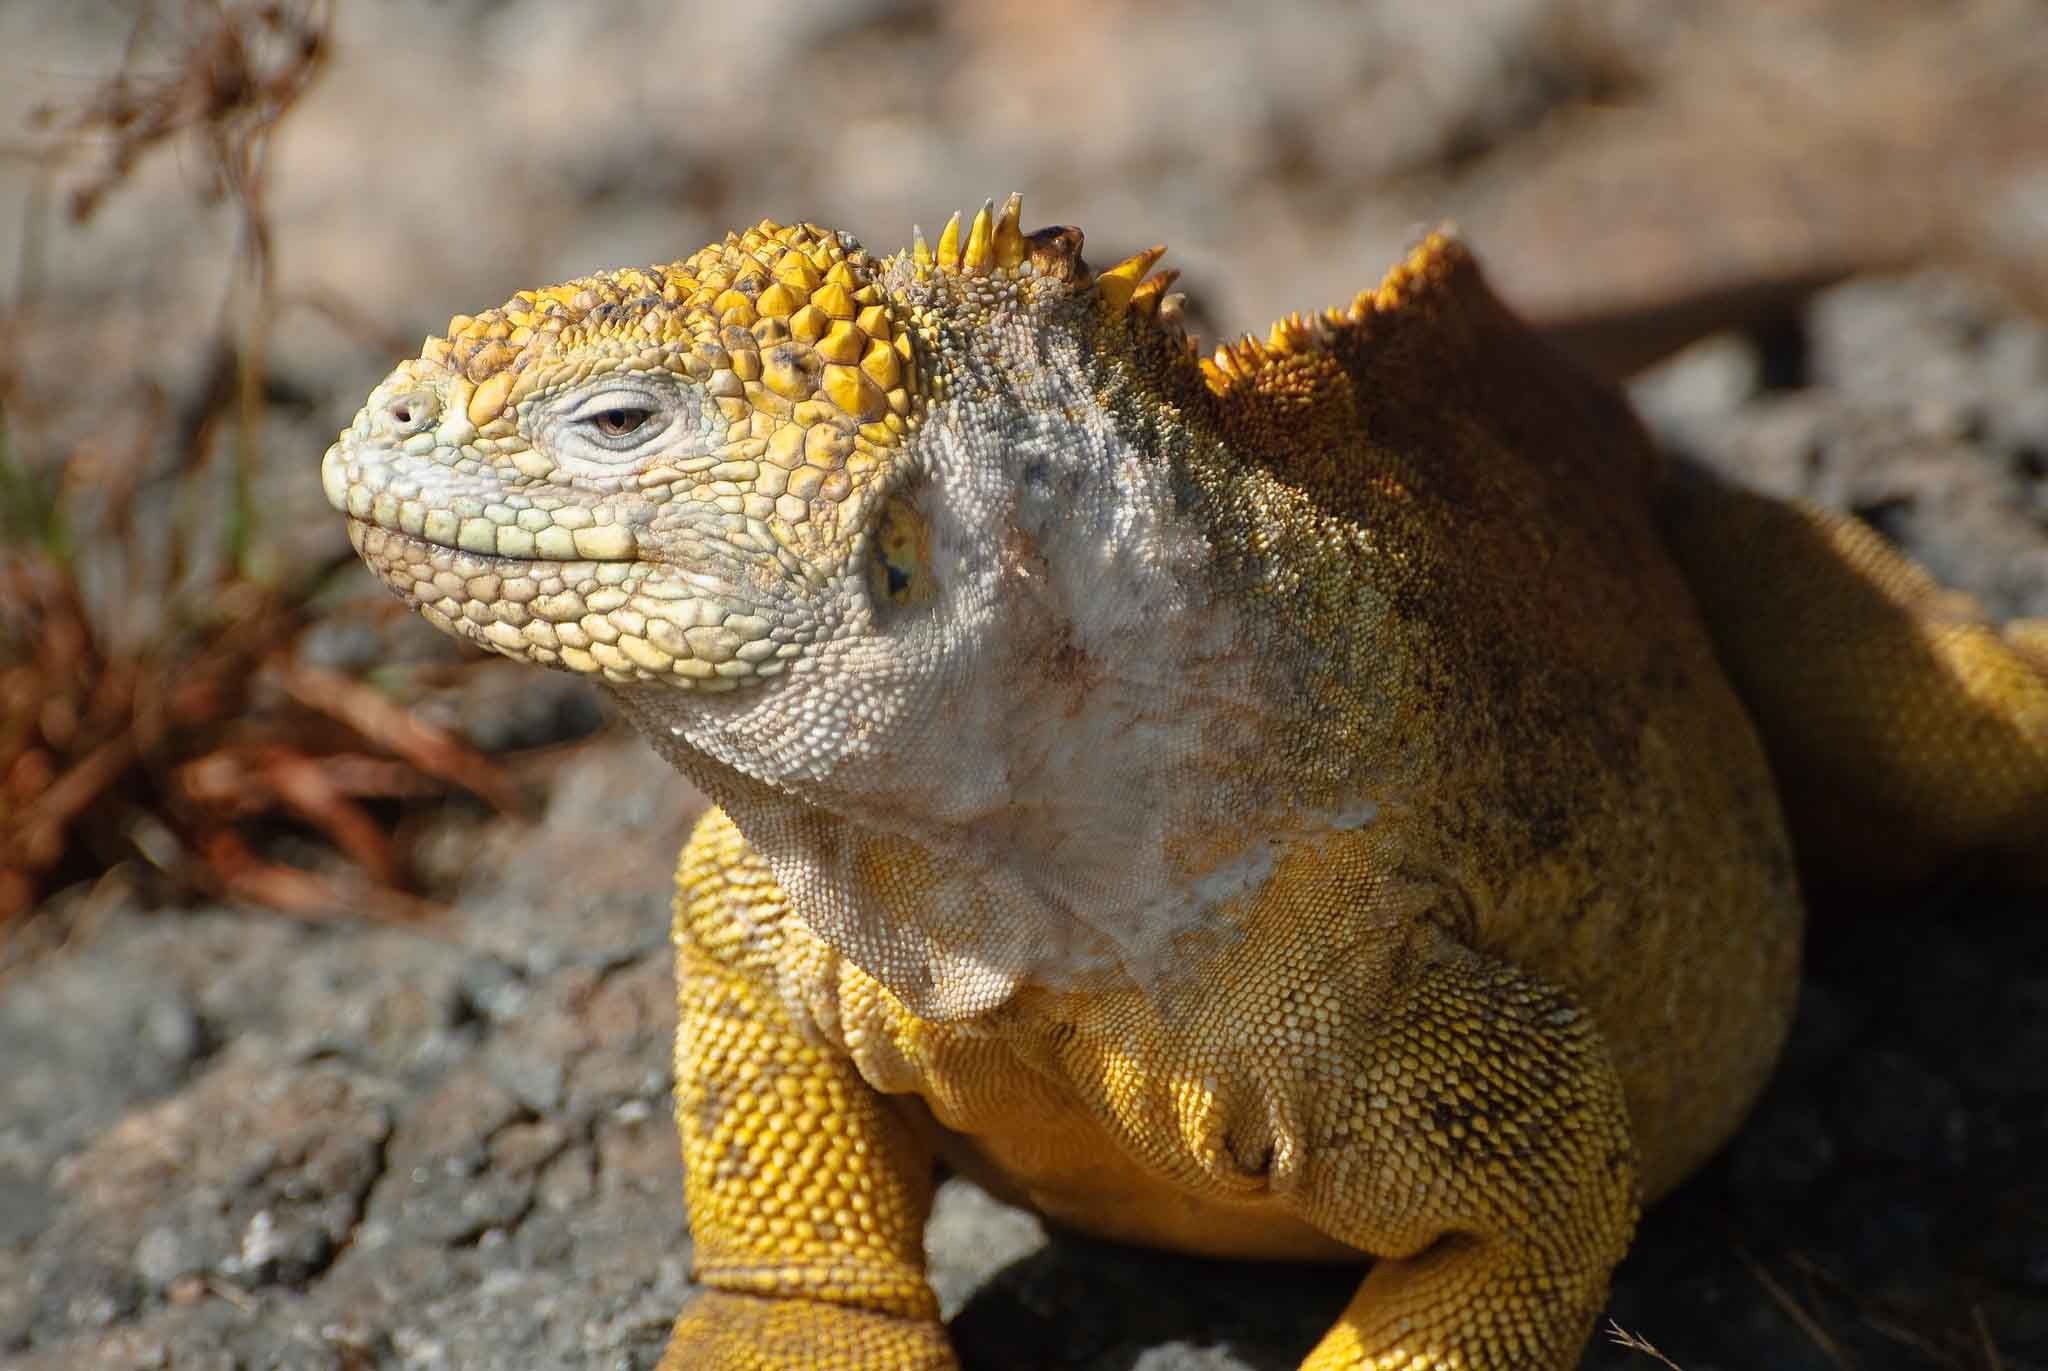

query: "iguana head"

left=326, top=195, right=1394, bottom=1014
left=324, top=194, right=1217, bottom=778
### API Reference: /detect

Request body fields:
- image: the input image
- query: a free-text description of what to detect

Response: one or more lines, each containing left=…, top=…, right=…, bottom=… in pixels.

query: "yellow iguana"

left=322, top=195, right=2048, bottom=1369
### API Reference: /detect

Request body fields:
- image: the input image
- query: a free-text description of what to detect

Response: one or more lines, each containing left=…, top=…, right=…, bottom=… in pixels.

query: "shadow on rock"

left=952, top=1229, right=1354, bottom=1371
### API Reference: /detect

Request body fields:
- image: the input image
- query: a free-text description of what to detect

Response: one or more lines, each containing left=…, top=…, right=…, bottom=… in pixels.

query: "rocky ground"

left=4, top=2, right=2047, bottom=1368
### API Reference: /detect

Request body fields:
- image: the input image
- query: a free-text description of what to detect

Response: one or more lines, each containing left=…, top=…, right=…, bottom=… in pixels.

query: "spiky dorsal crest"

left=909, top=193, right=1182, bottom=311
left=1198, top=230, right=1475, bottom=399
left=903, top=198, right=1480, bottom=414
left=913, top=193, right=1034, bottom=277
left=1092, top=243, right=1169, bottom=313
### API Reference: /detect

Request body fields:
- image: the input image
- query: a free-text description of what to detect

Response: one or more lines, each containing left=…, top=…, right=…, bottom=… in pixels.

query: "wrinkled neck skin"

left=616, top=269, right=1365, bottom=1021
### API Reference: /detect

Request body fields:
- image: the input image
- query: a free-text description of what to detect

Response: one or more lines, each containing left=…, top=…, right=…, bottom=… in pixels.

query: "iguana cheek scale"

left=326, top=194, right=2048, bottom=1370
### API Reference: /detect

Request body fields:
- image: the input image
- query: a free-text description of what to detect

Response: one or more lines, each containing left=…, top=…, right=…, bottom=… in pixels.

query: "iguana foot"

left=659, top=1290, right=958, bottom=1371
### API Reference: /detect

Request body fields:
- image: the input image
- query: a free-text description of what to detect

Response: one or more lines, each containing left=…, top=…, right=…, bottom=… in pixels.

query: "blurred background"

left=2, top=3, right=2046, bottom=1368
left=6, top=0, right=2048, bottom=931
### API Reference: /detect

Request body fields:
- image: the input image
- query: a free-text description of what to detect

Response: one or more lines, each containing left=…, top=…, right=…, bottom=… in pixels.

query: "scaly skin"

left=324, top=195, right=2048, bottom=1369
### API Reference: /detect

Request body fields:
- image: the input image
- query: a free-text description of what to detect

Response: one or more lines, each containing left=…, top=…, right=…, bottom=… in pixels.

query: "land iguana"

left=322, top=195, right=2048, bottom=1369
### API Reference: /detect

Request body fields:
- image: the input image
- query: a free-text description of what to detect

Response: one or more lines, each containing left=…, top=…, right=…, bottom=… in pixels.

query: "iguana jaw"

left=336, top=515, right=792, bottom=693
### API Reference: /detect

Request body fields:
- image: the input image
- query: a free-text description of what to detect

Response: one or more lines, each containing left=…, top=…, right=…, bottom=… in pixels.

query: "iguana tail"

left=1657, top=458, right=2048, bottom=891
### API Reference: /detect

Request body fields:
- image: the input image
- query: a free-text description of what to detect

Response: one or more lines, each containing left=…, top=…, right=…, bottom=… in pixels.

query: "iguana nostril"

left=380, top=389, right=439, bottom=436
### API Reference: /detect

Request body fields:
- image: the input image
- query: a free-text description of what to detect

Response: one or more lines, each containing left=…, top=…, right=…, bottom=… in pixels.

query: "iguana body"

left=323, top=196, right=2048, bottom=1369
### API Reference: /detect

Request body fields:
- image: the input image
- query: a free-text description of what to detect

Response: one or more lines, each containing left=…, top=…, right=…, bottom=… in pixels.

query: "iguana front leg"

left=1080, top=915, right=1637, bottom=1371
left=664, top=813, right=955, bottom=1371
left=1288, top=932, right=1639, bottom=1370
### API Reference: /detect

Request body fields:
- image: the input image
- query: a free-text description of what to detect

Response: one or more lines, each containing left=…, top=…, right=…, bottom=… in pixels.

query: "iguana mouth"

left=340, top=508, right=785, bottom=694
left=323, top=441, right=643, bottom=564
left=341, top=517, right=637, bottom=579
left=325, top=426, right=798, bottom=692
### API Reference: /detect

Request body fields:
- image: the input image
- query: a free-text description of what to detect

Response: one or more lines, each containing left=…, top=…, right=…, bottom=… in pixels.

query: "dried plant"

left=2, top=0, right=520, bottom=935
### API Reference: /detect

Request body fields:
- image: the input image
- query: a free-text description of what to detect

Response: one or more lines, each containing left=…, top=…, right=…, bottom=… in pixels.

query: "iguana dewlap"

left=323, top=195, right=2048, bottom=1370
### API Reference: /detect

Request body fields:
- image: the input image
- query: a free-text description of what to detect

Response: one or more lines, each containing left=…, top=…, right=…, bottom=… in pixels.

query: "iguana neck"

left=609, top=413, right=1385, bottom=1021
left=605, top=268, right=1419, bottom=1020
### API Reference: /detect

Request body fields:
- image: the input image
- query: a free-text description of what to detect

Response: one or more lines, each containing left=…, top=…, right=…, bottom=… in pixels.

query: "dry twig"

left=2, top=1, right=524, bottom=934
left=1606, top=1319, right=1685, bottom=1369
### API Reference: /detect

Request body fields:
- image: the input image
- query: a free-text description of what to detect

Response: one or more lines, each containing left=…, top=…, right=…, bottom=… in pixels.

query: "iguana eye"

left=592, top=407, right=652, bottom=438
left=868, top=495, right=934, bottom=610
left=554, top=389, right=675, bottom=464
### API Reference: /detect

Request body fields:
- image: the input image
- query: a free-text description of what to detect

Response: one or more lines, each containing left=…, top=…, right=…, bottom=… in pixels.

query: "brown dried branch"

left=0, top=0, right=532, bottom=937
